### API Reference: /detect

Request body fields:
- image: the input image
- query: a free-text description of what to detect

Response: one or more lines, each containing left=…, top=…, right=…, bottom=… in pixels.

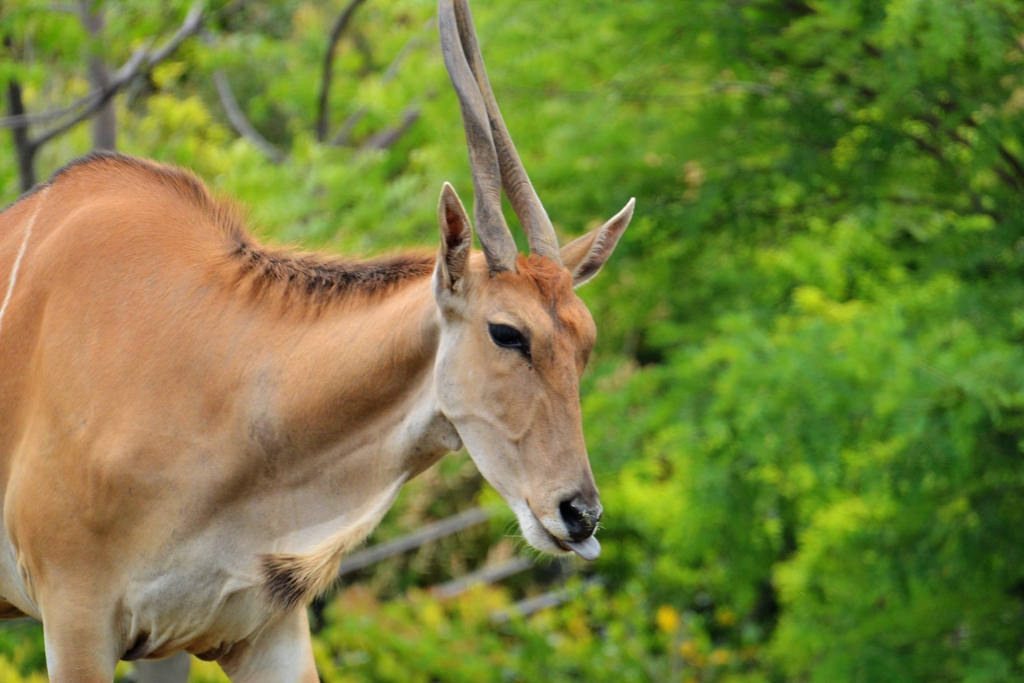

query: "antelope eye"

left=488, top=323, right=529, bottom=356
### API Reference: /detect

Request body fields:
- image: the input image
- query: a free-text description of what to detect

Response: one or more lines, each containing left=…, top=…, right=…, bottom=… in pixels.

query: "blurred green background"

left=3, top=0, right=1024, bottom=681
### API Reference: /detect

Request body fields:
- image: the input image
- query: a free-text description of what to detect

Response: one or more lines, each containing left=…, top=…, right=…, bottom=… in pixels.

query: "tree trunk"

left=79, top=0, right=116, bottom=150
left=6, top=79, right=36, bottom=192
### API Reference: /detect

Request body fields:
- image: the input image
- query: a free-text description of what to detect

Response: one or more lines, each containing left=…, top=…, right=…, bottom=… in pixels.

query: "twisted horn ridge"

left=441, top=0, right=563, bottom=266
left=439, top=0, right=518, bottom=274
left=451, top=0, right=562, bottom=264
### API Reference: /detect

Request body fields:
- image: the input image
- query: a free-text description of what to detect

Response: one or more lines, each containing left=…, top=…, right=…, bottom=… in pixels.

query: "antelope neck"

left=232, top=275, right=459, bottom=544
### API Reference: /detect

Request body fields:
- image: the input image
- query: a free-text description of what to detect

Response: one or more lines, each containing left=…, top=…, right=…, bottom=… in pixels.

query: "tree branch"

left=357, top=106, right=419, bottom=153
left=1, top=1, right=205, bottom=149
left=334, top=506, right=498, bottom=576
left=994, top=166, right=1023, bottom=192
left=330, top=105, right=366, bottom=147
left=0, top=46, right=139, bottom=131
left=31, top=3, right=205, bottom=148
left=906, top=133, right=949, bottom=166
left=998, top=144, right=1024, bottom=189
left=144, top=1, right=205, bottom=66
left=29, top=47, right=150, bottom=148
left=330, top=19, right=429, bottom=147
left=315, top=0, right=368, bottom=143
left=430, top=557, right=533, bottom=600
left=213, top=70, right=285, bottom=163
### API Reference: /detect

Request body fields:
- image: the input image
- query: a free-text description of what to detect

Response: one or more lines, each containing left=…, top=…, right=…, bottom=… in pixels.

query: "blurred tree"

left=0, top=1, right=206, bottom=190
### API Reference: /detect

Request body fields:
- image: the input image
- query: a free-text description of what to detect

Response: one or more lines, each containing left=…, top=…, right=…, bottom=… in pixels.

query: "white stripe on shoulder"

left=0, top=186, right=50, bottom=343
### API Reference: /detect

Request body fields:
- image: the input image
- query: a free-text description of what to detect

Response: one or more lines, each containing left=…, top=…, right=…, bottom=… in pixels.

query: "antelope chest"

left=112, top=534, right=274, bottom=661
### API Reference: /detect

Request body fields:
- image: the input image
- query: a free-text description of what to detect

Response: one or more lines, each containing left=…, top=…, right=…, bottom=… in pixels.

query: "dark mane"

left=44, top=152, right=437, bottom=302
left=227, top=235, right=436, bottom=300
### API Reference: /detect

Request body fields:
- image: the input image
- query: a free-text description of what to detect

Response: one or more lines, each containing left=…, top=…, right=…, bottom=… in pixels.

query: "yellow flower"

left=656, top=605, right=681, bottom=633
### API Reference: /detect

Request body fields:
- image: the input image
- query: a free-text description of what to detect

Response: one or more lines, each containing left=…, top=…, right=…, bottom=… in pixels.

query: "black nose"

left=559, top=495, right=603, bottom=542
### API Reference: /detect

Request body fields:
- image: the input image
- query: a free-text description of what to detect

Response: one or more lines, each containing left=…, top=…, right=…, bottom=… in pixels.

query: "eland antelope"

left=0, top=0, right=634, bottom=680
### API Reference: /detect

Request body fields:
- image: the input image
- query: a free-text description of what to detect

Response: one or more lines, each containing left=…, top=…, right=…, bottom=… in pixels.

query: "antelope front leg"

left=41, top=601, right=119, bottom=682
left=217, top=607, right=319, bottom=683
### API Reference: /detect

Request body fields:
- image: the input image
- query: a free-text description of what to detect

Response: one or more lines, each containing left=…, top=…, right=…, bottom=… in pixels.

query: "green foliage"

left=0, top=621, right=45, bottom=678
left=2, top=0, right=1024, bottom=681
left=311, top=581, right=663, bottom=683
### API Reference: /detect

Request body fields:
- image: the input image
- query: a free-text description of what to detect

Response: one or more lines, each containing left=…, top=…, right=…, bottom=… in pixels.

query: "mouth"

left=528, top=506, right=601, bottom=561
left=554, top=535, right=602, bottom=561
left=510, top=499, right=603, bottom=561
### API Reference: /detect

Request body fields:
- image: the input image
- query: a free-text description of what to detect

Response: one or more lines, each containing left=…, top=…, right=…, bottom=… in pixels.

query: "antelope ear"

left=561, top=198, right=635, bottom=288
left=435, top=182, right=473, bottom=296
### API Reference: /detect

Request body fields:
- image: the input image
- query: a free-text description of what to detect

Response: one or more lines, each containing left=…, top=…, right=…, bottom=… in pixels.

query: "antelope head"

left=433, top=0, right=634, bottom=560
